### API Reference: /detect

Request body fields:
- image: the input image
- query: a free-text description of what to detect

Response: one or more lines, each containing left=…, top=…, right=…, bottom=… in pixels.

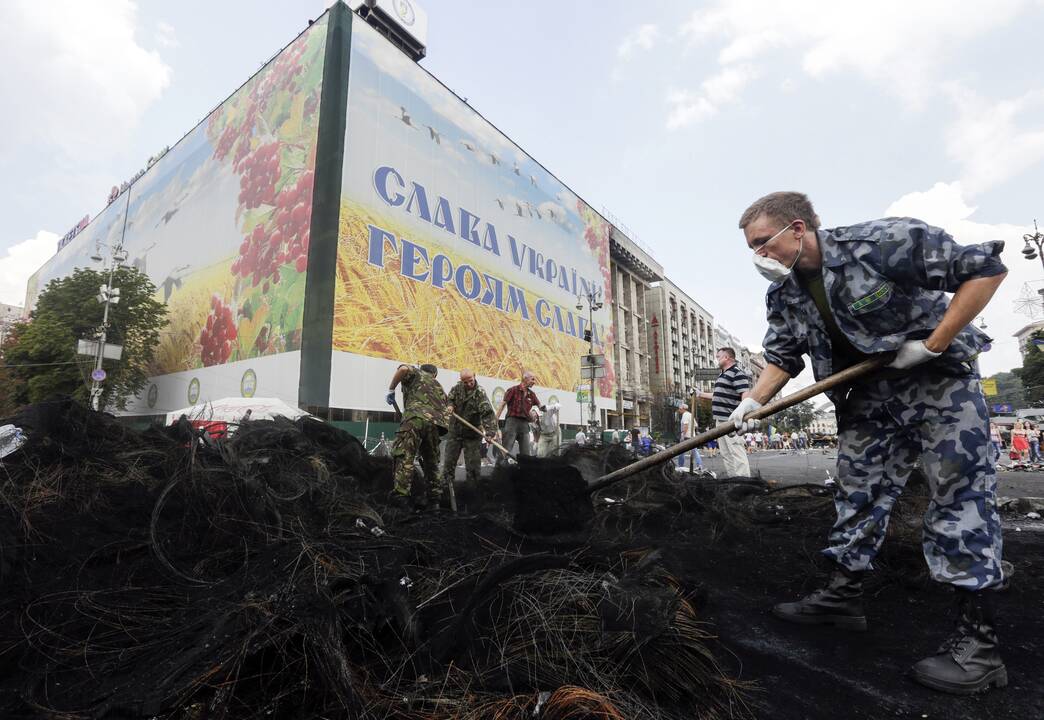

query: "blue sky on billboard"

left=2, top=0, right=1044, bottom=393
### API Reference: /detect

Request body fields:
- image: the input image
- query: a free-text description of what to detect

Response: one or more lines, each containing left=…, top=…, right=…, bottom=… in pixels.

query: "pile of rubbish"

left=0, top=400, right=750, bottom=720
left=3, top=400, right=1041, bottom=719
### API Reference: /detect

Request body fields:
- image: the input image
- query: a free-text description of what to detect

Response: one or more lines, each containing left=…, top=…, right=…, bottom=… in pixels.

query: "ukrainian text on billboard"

left=335, top=20, right=616, bottom=401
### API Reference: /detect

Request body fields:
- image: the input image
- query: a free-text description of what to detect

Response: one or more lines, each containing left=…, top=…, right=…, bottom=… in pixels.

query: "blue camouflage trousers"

left=827, top=372, right=1004, bottom=590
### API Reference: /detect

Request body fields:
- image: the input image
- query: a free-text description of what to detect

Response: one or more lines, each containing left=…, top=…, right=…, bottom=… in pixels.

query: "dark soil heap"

left=0, top=400, right=1041, bottom=720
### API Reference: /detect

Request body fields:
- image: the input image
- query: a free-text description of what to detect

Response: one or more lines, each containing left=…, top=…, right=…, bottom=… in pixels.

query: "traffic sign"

left=691, top=367, right=721, bottom=382
left=981, top=378, right=998, bottom=396
left=91, top=369, right=107, bottom=382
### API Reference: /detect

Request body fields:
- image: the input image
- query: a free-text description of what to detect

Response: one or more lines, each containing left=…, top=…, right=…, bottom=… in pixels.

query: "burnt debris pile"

left=0, top=401, right=753, bottom=720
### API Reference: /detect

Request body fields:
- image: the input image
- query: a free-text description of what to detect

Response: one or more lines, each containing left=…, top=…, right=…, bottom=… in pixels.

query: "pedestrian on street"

left=730, top=191, right=1008, bottom=694
left=574, top=428, right=587, bottom=446
left=989, top=422, right=1003, bottom=459
left=536, top=402, right=562, bottom=457
left=696, top=347, right=753, bottom=477
left=675, top=403, right=702, bottom=472
left=1028, top=423, right=1041, bottom=463
left=386, top=363, right=450, bottom=510
left=441, top=369, right=498, bottom=492
left=495, top=370, right=544, bottom=456
left=1011, top=420, right=1029, bottom=462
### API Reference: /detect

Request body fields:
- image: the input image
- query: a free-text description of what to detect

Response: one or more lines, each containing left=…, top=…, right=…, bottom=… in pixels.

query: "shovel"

left=451, top=413, right=515, bottom=461
left=510, top=354, right=893, bottom=533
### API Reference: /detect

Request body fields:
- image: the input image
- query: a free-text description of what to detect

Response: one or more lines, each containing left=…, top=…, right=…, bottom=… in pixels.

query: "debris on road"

left=0, top=399, right=1041, bottom=720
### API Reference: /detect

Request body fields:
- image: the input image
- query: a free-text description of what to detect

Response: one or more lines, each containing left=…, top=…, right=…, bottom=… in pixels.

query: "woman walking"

left=1011, top=420, right=1030, bottom=462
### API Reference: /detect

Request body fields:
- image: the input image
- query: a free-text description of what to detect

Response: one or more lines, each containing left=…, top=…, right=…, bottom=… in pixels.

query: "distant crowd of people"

left=991, top=419, right=1043, bottom=463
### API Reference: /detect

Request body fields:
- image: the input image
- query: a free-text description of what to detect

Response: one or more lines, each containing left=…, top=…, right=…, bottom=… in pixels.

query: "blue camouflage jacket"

left=762, top=217, right=1005, bottom=383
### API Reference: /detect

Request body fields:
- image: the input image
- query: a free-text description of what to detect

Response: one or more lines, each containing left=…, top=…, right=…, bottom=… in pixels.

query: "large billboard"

left=332, top=19, right=615, bottom=421
left=126, top=11, right=329, bottom=413
left=25, top=13, right=330, bottom=414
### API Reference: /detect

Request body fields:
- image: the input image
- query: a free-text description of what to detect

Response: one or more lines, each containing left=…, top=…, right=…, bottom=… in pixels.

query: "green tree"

left=1016, top=330, right=1044, bottom=406
left=775, top=400, right=816, bottom=432
left=982, top=370, right=1024, bottom=411
left=5, top=267, right=167, bottom=411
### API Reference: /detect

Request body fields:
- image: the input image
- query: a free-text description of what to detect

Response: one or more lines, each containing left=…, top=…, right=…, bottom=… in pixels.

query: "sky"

left=2, top=0, right=1044, bottom=394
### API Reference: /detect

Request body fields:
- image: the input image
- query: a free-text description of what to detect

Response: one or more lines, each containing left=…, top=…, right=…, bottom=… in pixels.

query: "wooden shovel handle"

left=588, top=354, right=892, bottom=493
left=452, top=412, right=514, bottom=458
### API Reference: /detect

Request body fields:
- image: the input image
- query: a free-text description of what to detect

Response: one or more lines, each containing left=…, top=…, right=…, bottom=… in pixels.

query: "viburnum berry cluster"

left=200, top=295, right=238, bottom=366
left=237, top=142, right=281, bottom=210
left=231, top=169, right=313, bottom=288
left=253, top=41, right=306, bottom=111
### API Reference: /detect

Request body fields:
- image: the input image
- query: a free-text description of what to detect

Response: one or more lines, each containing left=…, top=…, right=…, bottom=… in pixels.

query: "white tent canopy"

left=164, top=397, right=311, bottom=425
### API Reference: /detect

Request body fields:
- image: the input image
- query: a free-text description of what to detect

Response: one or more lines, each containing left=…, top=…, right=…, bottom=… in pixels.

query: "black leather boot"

left=772, top=565, right=867, bottom=631
left=910, top=589, right=1007, bottom=695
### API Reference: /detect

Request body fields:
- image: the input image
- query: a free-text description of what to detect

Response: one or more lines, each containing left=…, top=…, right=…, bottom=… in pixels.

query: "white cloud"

left=668, top=0, right=1032, bottom=128
left=0, top=0, right=172, bottom=156
left=886, top=181, right=1033, bottom=376
left=0, top=231, right=58, bottom=306
left=944, top=85, right=1044, bottom=196
left=155, top=20, right=179, bottom=48
left=617, top=24, right=659, bottom=59
left=666, top=65, right=757, bottom=129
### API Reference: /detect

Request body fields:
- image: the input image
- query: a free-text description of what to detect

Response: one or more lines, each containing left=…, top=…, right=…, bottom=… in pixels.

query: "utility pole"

left=89, top=243, right=127, bottom=411
left=577, top=288, right=604, bottom=434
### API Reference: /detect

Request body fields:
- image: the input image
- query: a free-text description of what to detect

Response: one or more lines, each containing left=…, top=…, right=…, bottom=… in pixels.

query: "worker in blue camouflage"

left=729, top=192, right=1008, bottom=695
left=386, top=363, right=450, bottom=510
left=441, top=369, right=498, bottom=490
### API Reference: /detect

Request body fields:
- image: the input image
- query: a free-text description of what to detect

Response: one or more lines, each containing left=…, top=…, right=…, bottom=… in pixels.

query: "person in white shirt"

left=675, top=403, right=703, bottom=471
left=574, top=428, right=587, bottom=446
left=536, top=403, right=562, bottom=457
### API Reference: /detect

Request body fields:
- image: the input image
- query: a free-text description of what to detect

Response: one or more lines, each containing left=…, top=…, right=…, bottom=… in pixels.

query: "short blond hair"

left=739, top=191, right=820, bottom=231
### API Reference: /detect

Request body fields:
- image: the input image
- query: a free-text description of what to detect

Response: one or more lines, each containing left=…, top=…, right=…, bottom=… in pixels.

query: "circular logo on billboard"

left=147, top=384, right=158, bottom=408
left=394, top=0, right=416, bottom=26
left=491, top=387, right=505, bottom=408
left=548, top=394, right=560, bottom=406
left=187, top=378, right=200, bottom=405
left=241, top=369, right=257, bottom=398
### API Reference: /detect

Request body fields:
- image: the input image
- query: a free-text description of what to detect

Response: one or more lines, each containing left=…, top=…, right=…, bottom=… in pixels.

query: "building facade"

left=607, top=226, right=662, bottom=430
left=644, top=280, right=716, bottom=434
left=1014, top=320, right=1044, bottom=358
left=809, top=401, right=838, bottom=434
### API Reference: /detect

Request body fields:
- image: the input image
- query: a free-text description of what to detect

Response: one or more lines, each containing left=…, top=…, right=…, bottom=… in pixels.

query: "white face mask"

left=751, top=222, right=803, bottom=282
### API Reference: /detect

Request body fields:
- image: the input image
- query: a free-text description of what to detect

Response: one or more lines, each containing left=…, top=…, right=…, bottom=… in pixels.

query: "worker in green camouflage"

left=386, top=363, right=450, bottom=508
left=730, top=192, right=1008, bottom=696
left=441, top=369, right=498, bottom=489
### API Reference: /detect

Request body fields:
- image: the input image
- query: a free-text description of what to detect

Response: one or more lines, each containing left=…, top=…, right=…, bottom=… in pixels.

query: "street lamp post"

left=576, top=288, right=603, bottom=434
left=89, top=243, right=127, bottom=411
left=1021, top=220, right=1044, bottom=272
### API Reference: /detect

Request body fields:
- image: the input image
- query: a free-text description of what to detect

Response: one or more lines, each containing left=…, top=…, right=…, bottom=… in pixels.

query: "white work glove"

left=886, top=340, right=942, bottom=370
left=729, top=397, right=763, bottom=432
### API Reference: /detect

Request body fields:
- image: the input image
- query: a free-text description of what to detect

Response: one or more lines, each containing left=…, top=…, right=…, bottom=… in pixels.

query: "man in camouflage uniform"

left=441, top=369, right=497, bottom=490
left=386, top=363, right=450, bottom=509
left=730, top=192, right=1008, bottom=695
